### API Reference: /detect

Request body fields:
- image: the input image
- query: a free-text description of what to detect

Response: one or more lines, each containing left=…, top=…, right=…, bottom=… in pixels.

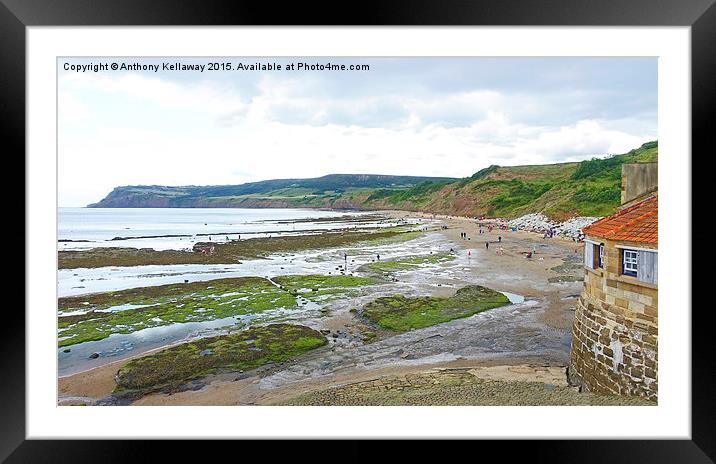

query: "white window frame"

left=622, top=249, right=638, bottom=276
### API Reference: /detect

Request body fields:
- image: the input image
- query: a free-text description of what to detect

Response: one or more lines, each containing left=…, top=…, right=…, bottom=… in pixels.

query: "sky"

left=58, top=57, right=657, bottom=206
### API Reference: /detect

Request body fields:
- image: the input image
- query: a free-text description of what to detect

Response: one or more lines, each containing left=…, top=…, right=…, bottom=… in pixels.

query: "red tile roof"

left=583, top=194, right=657, bottom=244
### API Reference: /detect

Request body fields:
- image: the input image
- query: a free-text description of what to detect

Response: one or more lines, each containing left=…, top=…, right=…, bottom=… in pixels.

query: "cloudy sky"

left=58, top=57, right=657, bottom=206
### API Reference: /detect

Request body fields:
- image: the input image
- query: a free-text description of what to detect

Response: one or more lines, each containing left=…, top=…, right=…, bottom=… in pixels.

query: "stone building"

left=568, top=165, right=658, bottom=401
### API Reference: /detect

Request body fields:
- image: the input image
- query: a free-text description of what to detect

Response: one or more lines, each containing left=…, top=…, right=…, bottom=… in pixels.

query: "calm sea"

left=58, top=207, right=383, bottom=251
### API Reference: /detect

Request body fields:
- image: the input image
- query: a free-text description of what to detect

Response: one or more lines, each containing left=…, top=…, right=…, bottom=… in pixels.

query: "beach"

left=55, top=209, right=654, bottom=407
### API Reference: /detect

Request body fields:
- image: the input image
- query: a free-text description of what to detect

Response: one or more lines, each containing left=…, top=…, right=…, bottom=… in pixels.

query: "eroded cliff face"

left=88, top=141, right=658, bottom=220
left=91, top=194, right=173, bottom=208
left=91, top=191, right=376, bottom=211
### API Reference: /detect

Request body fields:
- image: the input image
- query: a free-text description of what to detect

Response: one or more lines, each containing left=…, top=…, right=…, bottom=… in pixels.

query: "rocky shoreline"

left=58, top=210, right=654, bottom=406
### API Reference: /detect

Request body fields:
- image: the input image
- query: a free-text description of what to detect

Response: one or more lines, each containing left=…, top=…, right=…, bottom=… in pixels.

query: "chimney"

left=621, top=162, right=658, bottom=205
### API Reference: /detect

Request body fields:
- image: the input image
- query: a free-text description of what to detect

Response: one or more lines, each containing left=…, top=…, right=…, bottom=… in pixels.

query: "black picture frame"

left=3, top=0, right=708, bottom=460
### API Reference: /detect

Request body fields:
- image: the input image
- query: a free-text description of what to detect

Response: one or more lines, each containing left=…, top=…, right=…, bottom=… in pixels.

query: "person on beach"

left=485, top=241, right=489, bottom=250
left=377, top=254, right=380, bottom=261
left=499, top=246, right=504, bottom=255
left=468, top=250, right=472, bottom=259
left=498, top=236, right=502, bottom=243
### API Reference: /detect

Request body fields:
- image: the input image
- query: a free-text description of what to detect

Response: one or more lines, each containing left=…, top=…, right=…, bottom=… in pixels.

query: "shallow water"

left=58, top=232, right=458, bottom=373
left=258, top=297, right=567, bottom=390
left=59, top=207, right=407, bottom=251
left=57, top=228, right=558, bottom=377
left=58, top=232, right=448, bottom=297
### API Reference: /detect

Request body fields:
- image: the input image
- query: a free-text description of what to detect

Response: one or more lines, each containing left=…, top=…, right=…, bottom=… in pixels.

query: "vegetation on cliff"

left=367, top=141, right=657, bottom=220
left=89, top=141, right=657, bottom=221
left=89, top=174, right=456, bottom=208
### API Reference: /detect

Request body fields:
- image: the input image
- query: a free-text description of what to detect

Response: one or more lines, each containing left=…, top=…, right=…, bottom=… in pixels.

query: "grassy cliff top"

left=88, top=141, right=657, bottom=221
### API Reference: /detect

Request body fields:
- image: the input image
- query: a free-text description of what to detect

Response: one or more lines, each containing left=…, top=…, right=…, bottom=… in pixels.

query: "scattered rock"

left=88, top=352, right=99, bottom=359
left=506, top=213, right=600, bottom=239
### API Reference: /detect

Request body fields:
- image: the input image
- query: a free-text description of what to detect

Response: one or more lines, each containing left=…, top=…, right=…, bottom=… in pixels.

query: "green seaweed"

left=113, top=323, right=326, bottom=396
left=58, top=228, right=419, bottom=269
left=361, top=252, right=456, bottom=274
left=361, top=285, right=510, bottom=331
left=57, top=277, right=295, bottom=347
left=272, top=274, right=376, bottom=300
left=58, top=274, right=380, bottom=348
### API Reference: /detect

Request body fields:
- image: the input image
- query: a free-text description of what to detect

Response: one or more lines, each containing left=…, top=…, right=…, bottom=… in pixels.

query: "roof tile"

left=583, top=194, right=657, bottom=244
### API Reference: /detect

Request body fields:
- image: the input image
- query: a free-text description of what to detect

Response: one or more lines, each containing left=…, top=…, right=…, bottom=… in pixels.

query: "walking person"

left=485, top=241, right=489, bottom=250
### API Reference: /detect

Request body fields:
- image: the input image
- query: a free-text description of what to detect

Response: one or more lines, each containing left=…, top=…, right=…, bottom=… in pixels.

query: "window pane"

left=623, top=249, right=638, bottom=276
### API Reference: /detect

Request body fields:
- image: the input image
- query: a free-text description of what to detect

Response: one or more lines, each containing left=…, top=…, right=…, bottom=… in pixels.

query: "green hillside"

left=89, top=141, right=657, bottom=221
left=89, top=174, right=457, bottom=209
left=364, top=141, right=657, bottom=220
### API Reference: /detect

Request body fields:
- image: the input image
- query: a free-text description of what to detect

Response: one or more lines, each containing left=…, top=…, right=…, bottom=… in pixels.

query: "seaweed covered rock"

left=114, top=324, right=326, bottom=396
left=361, top=285, right=511, bottom=332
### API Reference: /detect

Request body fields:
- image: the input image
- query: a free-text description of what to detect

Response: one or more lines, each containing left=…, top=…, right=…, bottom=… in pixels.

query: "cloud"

left=58, top=91, right=92, bottom=125
left=57, top=57, right=657, bottom=206
left=61, top=72, right=247, bottom=119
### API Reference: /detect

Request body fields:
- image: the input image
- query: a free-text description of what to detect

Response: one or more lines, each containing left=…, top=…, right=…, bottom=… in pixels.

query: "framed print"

left=4, top=0, right=711, bottom=460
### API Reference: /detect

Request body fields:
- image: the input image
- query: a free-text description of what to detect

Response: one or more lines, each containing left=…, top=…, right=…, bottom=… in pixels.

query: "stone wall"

left=621, top=163, right=658, bottom=204
left=568, top=238, right=658, bottom=401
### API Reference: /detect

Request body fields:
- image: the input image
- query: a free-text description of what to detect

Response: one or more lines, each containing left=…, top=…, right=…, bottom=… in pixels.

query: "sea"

left=57, top=207, right=432, bottom=297
left=58, top=207, right=391, bottom=251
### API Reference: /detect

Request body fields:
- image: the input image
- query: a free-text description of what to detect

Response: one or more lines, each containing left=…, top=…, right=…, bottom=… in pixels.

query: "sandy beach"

left=58, top=211, right=602, bottom=406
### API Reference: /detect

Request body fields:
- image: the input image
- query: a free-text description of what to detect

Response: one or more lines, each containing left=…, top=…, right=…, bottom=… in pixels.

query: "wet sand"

left=58, top=211, right=586, bottom=406
left=389, top=210, right=583, bottom=329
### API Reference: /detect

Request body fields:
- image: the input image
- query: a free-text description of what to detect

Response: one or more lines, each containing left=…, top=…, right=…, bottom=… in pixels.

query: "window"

left=622, top=249, right=638, bottom=276
left=598, top=244, right=604, bottom=268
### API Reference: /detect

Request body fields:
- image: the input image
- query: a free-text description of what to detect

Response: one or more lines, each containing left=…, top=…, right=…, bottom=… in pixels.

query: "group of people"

left=460, top=231, right=470, bottom=240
